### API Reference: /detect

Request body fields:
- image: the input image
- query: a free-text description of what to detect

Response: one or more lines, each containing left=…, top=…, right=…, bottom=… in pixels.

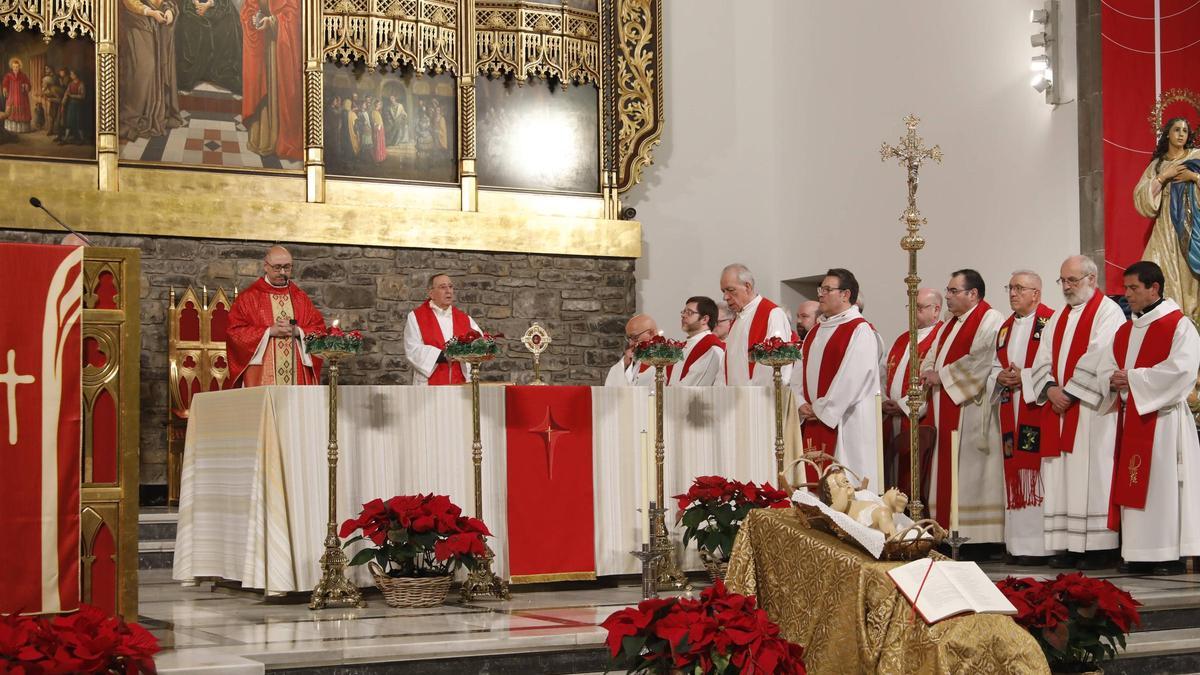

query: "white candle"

left=950, top=430, right=960, bottom=531
left=332, top=318, right=340, bottom=329
left=875, top=394, right=885, bottom=493
left=641, top=429, right=651, bottom=546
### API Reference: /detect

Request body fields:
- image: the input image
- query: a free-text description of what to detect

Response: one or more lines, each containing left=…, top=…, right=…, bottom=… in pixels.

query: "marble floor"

left=144, top=565, right=1200, bottom=674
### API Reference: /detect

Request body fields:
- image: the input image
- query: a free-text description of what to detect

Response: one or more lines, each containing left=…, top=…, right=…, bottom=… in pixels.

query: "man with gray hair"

left=1024, top=255, right=1124, bottom=569
left=988, top=269, right=1053, bottom=564
left=881, top=287, right=943, bottom=495
left=713, top=302, right=735, bottom=341
left=720, top=263, right=793, bottom=386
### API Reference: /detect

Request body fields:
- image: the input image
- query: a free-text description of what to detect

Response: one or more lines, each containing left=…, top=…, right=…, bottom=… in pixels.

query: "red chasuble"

left=413, top=301, right=472, bottom=385
left=667, top=333, right=725, bottom=383
left=240, top=0, right=303, bottom=160
left=799, top=318, right=868, bottom=466
left=227, top=278, right=324, bottom=386
left=996, top=304, right=1054, bottom=509
left=1042, top=290, right=1104, bottom=458
left=1106, top=309, right=1184, bottom=529
left=884, top=321, right=942, bottom=494
left=931, top=301, right=992, bottom=527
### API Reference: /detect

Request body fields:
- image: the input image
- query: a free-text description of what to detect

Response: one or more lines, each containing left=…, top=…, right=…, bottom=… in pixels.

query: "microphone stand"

left=29, top=197, right=92, bottom=245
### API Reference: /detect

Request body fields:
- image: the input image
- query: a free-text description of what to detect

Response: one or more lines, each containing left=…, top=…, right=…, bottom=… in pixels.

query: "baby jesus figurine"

left=819, top=468, right=909, bottom=538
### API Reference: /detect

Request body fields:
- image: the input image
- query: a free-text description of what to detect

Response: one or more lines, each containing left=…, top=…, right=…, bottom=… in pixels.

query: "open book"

left=887, top=559, right=1017, bottom=624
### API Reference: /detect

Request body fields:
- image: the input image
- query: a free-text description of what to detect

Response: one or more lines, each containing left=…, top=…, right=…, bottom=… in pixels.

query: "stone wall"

left=0, top=230, right=637, bottom=492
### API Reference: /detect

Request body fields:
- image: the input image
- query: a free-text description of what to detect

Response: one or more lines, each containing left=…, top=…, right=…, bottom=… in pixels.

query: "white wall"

left=627, top=0, right=1081, bottom=343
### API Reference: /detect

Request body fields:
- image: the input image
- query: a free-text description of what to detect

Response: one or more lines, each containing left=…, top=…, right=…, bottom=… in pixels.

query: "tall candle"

left=950, top=430, right=960, bottom=531
left=875, top=394, right=885, bottom=492
left=332, top=318, right=340, bottom=329
left=641, top=429, right=651, bottom=545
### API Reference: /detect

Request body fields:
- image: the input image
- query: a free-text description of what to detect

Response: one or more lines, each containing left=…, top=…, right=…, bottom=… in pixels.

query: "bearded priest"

left=668, top=296, right=725, bottom=386
left=227, top=245, right=325, bottom=386
left=404, top=273, right=483, bottom=385
left=721, top=263, right=793, bottom=386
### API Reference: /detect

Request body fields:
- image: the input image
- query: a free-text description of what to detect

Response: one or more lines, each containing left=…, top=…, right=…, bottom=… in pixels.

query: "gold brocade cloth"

left=725, top=509, right=1050, bottom=675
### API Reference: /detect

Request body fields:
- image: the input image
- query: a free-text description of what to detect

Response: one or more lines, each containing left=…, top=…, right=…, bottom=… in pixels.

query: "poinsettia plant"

left=601, top=580, right=806, bottom=674
left=0, top=604, right=160, bottom=674
left=996, top=573, right=1141, bottom=670
left=674, top=476, right=792, bottom=562
left=304, top=324, right=364, bottom=354
left=444, top=330, right=504, bottom=359
left=340, top=494, right=492, bottom=577
left=634, top=335, right=685, bottom=362
left=748, top=336, right=802, bottom=363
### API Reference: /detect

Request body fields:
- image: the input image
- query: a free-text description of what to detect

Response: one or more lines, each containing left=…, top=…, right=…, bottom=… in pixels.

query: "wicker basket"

left=368, top=561, right=452, bottom=608
left=699, top=549, right=729, bottom=583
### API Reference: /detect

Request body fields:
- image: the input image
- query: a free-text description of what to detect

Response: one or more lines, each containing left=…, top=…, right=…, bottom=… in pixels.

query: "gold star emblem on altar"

left=529, top=408, right=570, bottom=479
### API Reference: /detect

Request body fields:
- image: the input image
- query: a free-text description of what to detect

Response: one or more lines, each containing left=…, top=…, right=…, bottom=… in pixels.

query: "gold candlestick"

left=880, top=114, right=942, bottom=521
left=644, top=359, right=690, bottom=591
left=309, top=351, right=366, bottom=610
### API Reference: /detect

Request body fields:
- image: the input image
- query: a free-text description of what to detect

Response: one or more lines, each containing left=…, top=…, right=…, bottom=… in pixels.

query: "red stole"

left=745, top=297, right=780, bottom=380
left=1106, top=309, right=1184, bottom=529
left=799, top=317, right=868, bottom=462
left=997, top=304, right=1054, bottom=509
left=884, top=322, right=941, bottom=493
left=668, top=334, right=724, bottom=383
left=931, top=301, right=992, bottom=527
left=1042, top=290, right=1105, bottom=458
left=413, top=302, right=471, bottom=385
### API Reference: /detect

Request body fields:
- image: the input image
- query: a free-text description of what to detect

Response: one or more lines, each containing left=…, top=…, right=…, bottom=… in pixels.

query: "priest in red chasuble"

left=720, top=263, right=793, bottom=386
left=1097, top=261, right=1200, bottom=575
left=227, top=245, right=325, bottom=386
left=404, top=273, right=482, bottom=385
left=794, top=268, right=881, bottom=487
left=881, top=287, right=943, bottom=495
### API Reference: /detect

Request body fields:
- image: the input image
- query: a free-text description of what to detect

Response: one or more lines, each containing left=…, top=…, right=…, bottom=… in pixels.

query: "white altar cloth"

left=173, top=385, right=791, bottom=593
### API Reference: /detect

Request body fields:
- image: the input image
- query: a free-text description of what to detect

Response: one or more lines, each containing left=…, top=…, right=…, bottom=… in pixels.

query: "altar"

left=173, top=385, right=797, bottom=594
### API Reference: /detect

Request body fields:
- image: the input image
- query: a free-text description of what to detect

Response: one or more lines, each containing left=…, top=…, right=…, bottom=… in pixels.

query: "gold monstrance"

left=880, top=114, right=942, bottom=522
left=521, top=323, right=551, bottom=385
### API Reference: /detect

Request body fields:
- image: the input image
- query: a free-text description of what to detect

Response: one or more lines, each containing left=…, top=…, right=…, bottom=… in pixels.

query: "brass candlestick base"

left=460, top=544, right=511, bottom=602
left=650, top=504, right=691, bottom=591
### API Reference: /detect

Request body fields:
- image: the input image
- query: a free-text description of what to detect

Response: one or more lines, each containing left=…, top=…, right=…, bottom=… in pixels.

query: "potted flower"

left=749, top=335, right=802, bottom=365
left=444, top=330, right=503, bottom=360
left=673, top=476, right=791, bottom=581
left=601, top=580, right=806, bottom=674
left=1, top=604, right=160, bottom=673
left=340, top=493, right=491, bottom=608
left=996, top=573, right=1142, bottom=673
left=634, top=335, right=686, bottom=364
left=304, top=324, right=364, bottom=355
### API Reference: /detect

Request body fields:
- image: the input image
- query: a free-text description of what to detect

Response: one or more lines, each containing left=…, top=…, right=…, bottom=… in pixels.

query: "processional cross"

left=880, top=114, right=941, bottom=522
left=0, top=349, right=36, bottom=446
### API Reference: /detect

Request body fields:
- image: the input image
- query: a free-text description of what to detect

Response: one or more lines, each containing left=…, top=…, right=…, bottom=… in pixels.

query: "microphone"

left=30, top=197, right=92, bottom=245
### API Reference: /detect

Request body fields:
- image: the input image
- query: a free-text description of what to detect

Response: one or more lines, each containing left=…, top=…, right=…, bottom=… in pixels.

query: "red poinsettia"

left=341, top=493, right=491, bottom=577
left=673, top=476, right=791, bottom=562
left=0, top=605, right=159, bottom=674
left=748, top=336, right=803, bottom=363
left=636, top=335, right=687, bottom=351
left=601, top=581, right=805, bottom=674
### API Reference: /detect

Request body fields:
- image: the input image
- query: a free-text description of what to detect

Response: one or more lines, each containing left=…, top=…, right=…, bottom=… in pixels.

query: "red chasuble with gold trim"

left=227, top=278, right=324, bottom=386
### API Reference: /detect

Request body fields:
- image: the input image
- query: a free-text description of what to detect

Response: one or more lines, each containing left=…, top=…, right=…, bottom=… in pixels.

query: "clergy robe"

left=226, top=277, right=324, bottom=386
left=1023, top=290, right=1124, bottom=553
left=921, top=301, right=1005, bottom=541
left=666, top=331, right=725, bottom=386
left=403, top=300, right=482, bottom=385
left=1096, top=298, right=1200, bottom=562
left=605, top=360, right=657, bottom=387
left=883, top=321, right=942, bottom=495
left=794, top=306, right=882, bottom=487
left=725, top=295, right=793, bottom=386
left=986, top=305, right=1053, bottom=557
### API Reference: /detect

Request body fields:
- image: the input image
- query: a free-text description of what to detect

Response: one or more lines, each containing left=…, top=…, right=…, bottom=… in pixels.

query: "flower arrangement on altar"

left=996, top=573, right=1141, bottom=671
left=674, top=476, right=791, bottom=565
left=444, top=330, right=504, bottom=359
left=340, top=494, right=491, bottom=577
left=600, top=580, right=807, bottom=675
left=304, top=323, right=364, bottom=354
left=0, top=604, right=160, bottom=674
left=748, top=335, right=802, bottom=364
left=633, top=335, right=685, bottom=363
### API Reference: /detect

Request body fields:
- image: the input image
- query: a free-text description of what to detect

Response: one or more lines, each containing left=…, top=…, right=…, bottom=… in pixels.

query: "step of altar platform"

left=138, top=507, right=178, bottom=570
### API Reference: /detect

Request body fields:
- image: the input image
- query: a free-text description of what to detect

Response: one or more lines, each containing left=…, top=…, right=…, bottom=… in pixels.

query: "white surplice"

left=725, top=295, right=793, bottom=386
left=793, top=306, right=882, bottom=487
left=921, top=302, right=1005, bottom=543
left=403, top=301, right=482, bottom=385
left=1096, top=299, right=1200, bottom=562
left=883, top=323, right=939, bottom=438
left=1023, top=291, right=1124, bottom=553
left=605, top=360, right=657, bottom=386
left=667, top=330, right=725, bottom=386
left=985, top=312, right=1046, bottom=557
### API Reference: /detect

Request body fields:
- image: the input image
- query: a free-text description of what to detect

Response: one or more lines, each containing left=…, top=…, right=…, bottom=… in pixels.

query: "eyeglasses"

left=1056, top=274, right=1093, bottom=287
left=716, top=317, right=733, bottom=325
left=679, top=309, right=700, bottom=317
left=944, top=287, right=966, bottom=296
left=915, top=303, right=938, bottom=310
left=816, top=286, right=846, bottom=296
left=266, top=263, right=293, bottom=272
left=625, top=328, right=653, bottom=343
left=1004, top=285, right=1037, bottom=293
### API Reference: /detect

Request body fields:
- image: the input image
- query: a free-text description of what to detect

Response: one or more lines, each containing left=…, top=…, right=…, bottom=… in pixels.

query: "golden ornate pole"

left=302, top=0, right=324, bottom=203
left=95, top=0, right=118, bottom=191
left=459, top=0, right=478, bottom=212
left=649, top=362, right=689, bottom=590
left=772, top=364, right=787, bottom=477
left=309, top=353, right=366, bottom=609
left=880, top=114, right=942, bottom=521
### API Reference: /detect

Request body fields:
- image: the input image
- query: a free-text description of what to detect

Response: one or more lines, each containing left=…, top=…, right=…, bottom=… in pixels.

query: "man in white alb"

left=720, top=263, right=793, bottom=386
left=404, top=273, right=483, bottom=385
left=605, top=313, right=659, bottom=386
left=668, top=296, right=725, bottom=386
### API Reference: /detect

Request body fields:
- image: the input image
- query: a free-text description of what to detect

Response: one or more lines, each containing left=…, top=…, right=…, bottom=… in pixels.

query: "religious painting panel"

left=323, top=62, right=458, bottom=184
left=477, top=75, right=599, bottom=194
left=0, top=28, right=96, bottom=161
left=116, top=0, right=303, bottom=170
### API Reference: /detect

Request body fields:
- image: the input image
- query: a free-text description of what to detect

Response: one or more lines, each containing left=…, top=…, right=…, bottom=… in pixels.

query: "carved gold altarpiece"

left=80, top=247, right=140, bottom=621
left=0, top=0, right=663, bottom=259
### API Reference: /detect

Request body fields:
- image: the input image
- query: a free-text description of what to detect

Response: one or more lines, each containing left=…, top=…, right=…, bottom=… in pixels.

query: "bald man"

left=605, top=313, right=659, bottom=386
left=227, top=245, right=326, bottom=386
left=881, top=288, right=943, bottom=495
left=795, top=300, right=820, bottom=341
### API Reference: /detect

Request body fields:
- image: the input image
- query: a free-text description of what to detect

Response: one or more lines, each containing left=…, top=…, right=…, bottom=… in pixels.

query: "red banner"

left=504, top=386, right=595, bottom=582
left=1102, top=1, right=1200, bottom=288
left=0, top=243, right=82, bottom=614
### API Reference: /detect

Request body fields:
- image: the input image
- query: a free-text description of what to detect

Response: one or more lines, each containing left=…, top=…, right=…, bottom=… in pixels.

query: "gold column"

left=599, top=0, right=619, bottom=219
left=459, top=0, right=478, bottom=212
left=650, top=363, right=689, bottom=590
left=95, top=0, right=119, bottom=191
left=303, top=0, right=325, bottom=203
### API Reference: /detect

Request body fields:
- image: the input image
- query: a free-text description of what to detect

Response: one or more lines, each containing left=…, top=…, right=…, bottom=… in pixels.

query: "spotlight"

left=1030, top=54, right=1049, bottom=71
left=1031, top=8, right=1049, bottom=23
left=1031, top=32, right=1048, bottom=48
left=1031, top=71, right=1052, bottom=93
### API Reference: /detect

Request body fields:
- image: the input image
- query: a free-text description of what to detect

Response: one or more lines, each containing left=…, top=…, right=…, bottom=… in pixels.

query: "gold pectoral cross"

left=1128, top=455, right=1143, bottom=485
